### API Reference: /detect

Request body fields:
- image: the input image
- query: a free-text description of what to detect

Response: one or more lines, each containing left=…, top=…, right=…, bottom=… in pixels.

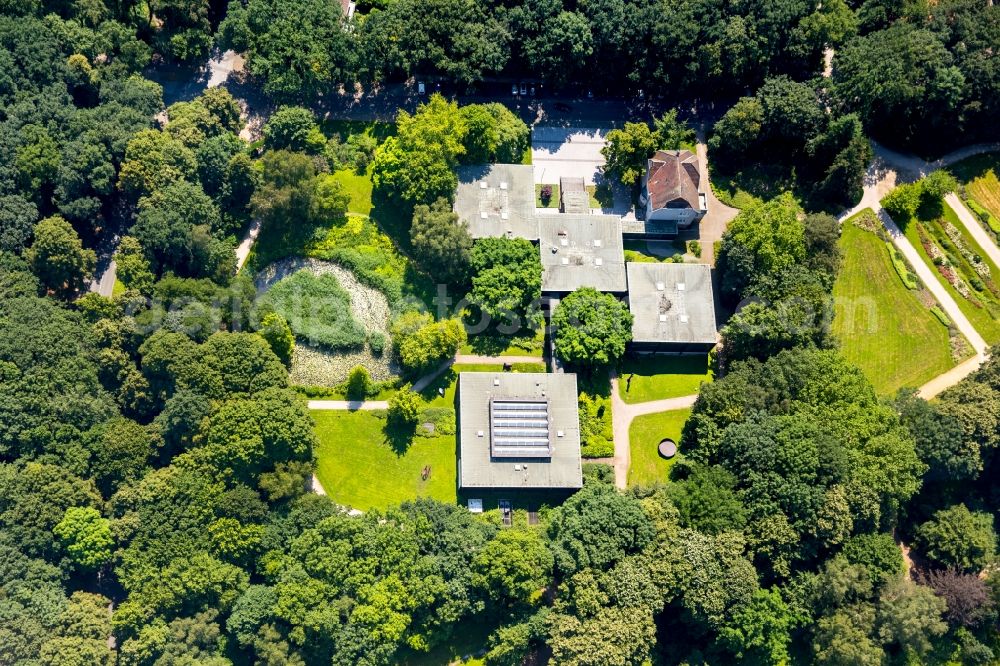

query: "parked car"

left=511, top=84, right=518, bottom=95
left=417, top=82, right=425, bottom=94
left=520, top=83, right=527, bottom=95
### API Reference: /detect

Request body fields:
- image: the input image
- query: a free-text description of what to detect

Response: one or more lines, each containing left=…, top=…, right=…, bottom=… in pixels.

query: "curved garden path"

left=840, top=141, right=998, bottom=398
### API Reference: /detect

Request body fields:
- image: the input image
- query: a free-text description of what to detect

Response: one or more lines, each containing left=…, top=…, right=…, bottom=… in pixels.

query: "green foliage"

left=914, top=504, right=997, bottom=572
left=118, top=129, right=198, bottom=199
left=552, top=288, right=632, bottom=367
left=602, top=122, right=659, bottom=187
left=473, top=529, right=553, bottom=606
left=410, top=197, right=472, bottom=284
left=390, top=311, right=466, bottom=374
left=259, top=269, right=366, bottom=351
left=578, top=393, right=613, bottom=458
left=53, top=506, right=113, bottom=571
left=26, top=215, right=95, bottom=298
left=461, top=102, right=530, bottom=164
left=387, top=389, right=421, bottom=428
left=718, top=588, right=794, bottom=664
left=717, top=193, right=806, bottom=300
left=263, top=106, right=321, bottom=152
left=345, top=365, right=372, bottom=400
left=219, top=0, right=355, bottom=100
left=257, top=312, right=294, bottom=368
left=114, top=235, right=154, bottom=294
left=372, top=94, right=466, bottom=205
left=547, top=482, right=654, bottom=575
left=841, top=532, right=904, bottom=586
left=470, top=237, right=542, bottom=323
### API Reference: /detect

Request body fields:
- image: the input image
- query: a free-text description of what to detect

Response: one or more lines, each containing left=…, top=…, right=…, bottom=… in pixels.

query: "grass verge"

left=618, top=355, right=712, bottom=403
left=832, top=212, right=961, bottom=394
left=312, top=409, right=457, bottom=511
left=628, top=408, right=691, bottom=487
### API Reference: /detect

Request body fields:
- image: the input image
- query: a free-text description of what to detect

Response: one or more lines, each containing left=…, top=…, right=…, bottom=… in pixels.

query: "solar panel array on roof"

left=490, top=398, right=552, bottom=458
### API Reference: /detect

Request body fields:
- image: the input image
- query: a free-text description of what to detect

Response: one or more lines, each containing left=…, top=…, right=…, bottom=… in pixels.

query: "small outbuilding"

left=626, top=262, right=717, bottom=353
left=457, top=372, right=583, bottom=490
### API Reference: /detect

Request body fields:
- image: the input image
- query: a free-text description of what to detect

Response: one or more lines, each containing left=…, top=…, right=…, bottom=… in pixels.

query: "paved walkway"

left=235, top=219, right=262, bottom=272
left=839, top=141, right=997, bottom=397
left=454, top=354, right=545, bottom=365
left=608, top=371, right=698, bottom=489
left=945, top=193, right=1000, bottom=270
left=308, top=399, right=389, bottom=410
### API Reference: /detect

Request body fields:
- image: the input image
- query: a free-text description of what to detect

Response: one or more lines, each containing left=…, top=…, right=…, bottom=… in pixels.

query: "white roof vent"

left=480, top=181, right=488, bottom=189
left=593, top=239, right=602, bottom=247
left=501, top=212, right=509, bottom=220
left=659, top=314, right=668, bottom=322
left=477, top=430, right=484, bottom=437
left=557, top=430, right=565, bottom=437
left=493, top=378, right=500, bottom=386
left=500, top=182, right=508, bottom=190
left=595, top=258, right=603, bottom=266
left=480, top=211, right=488, bottom=219
left=560, top=238, right=568, bottom=246
left=514, top=464, right=522, bottom=471
left=677, top=282, right=686, bottom=291
left=680, top=315, right=689, bottom=323
left=656, top=282, right=665, bottom=291
left=561, top=257, right=569, bottom=265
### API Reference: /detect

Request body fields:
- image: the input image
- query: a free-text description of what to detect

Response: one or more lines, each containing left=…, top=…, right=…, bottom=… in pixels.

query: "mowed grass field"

left=618, top=355, right=712, bottom=403
left=628, top=408, right=691, bottom=487
left=832, top=214, right=958, bottom=395
left=312, top=409, right=457, bottom=511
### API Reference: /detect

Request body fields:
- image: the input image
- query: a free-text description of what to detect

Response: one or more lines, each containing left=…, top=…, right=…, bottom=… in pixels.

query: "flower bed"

left=257, top=257, right=399, bottom=385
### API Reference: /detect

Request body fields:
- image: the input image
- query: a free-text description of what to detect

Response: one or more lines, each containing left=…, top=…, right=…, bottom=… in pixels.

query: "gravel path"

left=256, top=258, right=398, bottom=385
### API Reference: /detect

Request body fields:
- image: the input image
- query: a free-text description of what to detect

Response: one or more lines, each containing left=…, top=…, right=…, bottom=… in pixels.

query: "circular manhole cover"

left=658, top=438, right=677, bottom=459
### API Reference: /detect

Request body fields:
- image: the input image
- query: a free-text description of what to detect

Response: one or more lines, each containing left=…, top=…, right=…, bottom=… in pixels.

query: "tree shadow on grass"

left=383, top=418, right=417, bottom=455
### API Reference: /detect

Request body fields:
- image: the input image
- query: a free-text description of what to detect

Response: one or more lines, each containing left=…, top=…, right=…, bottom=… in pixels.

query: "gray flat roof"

left=626, top=262, right=717, bottom=345
left=454, top=164, right=538, bottom=240
left=458, top=372, right=582, bottom=489
left=539, top=214, right=627, bottom=293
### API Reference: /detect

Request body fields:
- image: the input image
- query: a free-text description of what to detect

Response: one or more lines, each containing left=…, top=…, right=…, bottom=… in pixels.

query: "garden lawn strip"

left=832, top=218, right=961, bottom=394
left=627, top=408, right=691, bottom=487
left=617, top=355, right=712, bottom=404
left=903, top=210, right=1000, bottom=344
left=312, top=409, right=457, bottom=511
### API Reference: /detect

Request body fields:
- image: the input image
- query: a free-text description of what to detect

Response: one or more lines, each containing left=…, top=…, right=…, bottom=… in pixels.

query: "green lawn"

left=331, top=168, right=374, bottom=216
left=618, top=355, right=712, bottom=403
left=832, top=212, right=960, bottom=395
left=902, top=205, right=1000, bottom=344
left=628, top=408, right=691, bottom=487
left=112, top=278, right=126, bottom=297
left=535, top=183, right=559, bottom=208
left=312, top=409, right=457, bottom=511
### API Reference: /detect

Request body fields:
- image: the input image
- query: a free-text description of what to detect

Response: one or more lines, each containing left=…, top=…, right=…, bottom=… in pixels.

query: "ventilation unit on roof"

left=659, top=314, right=667, bottom=322
left=480, top=181, right=488, bottom=189
left=593, top=239, right=602, bottom=247
left=561, top=257, right=569, bottom=265
left=677, top=283, right=686, bottom=291
left=501, top=212, right=509, bottom=220
left=595, top=258, right=603, bottom=266
left=480, top=211, right=488, bottom=219
left=656, top=282, right=665, bottom=290
left=680, top=315, right=689, bottom=323
left=500, top=182, right=508, bottom=190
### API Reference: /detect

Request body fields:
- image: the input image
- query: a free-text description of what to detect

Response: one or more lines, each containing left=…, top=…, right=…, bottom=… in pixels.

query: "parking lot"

left=531, top=126, right=632, bottom=215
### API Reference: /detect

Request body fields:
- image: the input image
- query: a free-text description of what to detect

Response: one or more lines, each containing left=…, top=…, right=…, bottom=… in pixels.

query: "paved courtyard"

left=531, top=126, right=608, bottom=185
